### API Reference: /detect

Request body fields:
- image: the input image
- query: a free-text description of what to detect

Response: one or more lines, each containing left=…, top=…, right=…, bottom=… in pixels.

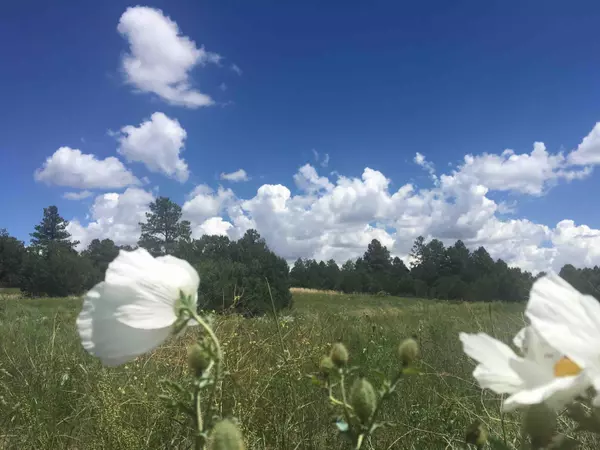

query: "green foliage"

left=184, top=231, right=292, bottom=316
left=20, top=242, right=94, bottom=297
left=138, top=197, right=192, bottom=256
left=29, top=205, right=78, bottom=252
left=559, top=264, right=600, bottom=300
left=292, top=237, right=541, bottom=302
left=0, top=228, right=25, bottom=287
left=81, top=238, right=120, bottom=285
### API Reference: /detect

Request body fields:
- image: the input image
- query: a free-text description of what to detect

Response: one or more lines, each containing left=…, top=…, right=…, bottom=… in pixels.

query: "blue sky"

left=2, top=0, right=600, bottom=272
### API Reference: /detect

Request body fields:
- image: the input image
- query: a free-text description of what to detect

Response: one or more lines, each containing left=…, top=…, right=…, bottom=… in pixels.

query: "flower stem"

left=339, top=371, right=353, bottom=434
left=189, top=309, right=224, bottom=438
left=194, top=387, right=204, bottom=450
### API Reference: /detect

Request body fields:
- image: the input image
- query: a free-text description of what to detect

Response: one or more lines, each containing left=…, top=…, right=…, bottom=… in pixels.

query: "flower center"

left=553, top=356, right=581, bottom=377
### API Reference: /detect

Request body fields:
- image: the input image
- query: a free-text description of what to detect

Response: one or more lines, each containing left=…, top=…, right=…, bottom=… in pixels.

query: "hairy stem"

left=189, top=309, right=224, bottom=443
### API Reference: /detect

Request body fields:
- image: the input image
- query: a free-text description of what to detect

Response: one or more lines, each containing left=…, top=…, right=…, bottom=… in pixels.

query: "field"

left=0, top=289, right=552, bottom=449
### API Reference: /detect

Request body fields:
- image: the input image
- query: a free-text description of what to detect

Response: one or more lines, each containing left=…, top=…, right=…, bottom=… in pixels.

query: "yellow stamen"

left=553, top=357, right=581, bottom=377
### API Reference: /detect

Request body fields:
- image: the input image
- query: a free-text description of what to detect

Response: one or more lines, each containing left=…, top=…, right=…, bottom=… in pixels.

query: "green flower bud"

left=208, top=419, right=245, bottom=450
left=319, top=356, right=335, bottom=375
left=523, top=404, right=557, bottom=448
left=187, top=343, right=211, bottom=377
left=330, top=342, right=349, bottom=368
left=465, top=420, right=488, bottom=448
left=397, top=338, right=419, bottom=367
left=349, top=377, right=377, bottom=424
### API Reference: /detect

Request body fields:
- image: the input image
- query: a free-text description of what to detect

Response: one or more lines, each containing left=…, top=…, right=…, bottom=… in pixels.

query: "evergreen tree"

left=0, top=229, right=25, bottom=287
left=30, top=205, right=78, bottom=251
left=138, top=197, right=192, bottom=256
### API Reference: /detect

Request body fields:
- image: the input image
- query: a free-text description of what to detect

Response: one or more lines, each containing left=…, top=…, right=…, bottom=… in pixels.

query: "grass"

left=0, top=290, right=591, bottom=449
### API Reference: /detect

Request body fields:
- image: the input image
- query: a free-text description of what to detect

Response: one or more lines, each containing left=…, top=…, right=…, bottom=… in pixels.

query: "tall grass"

left=0, top=292, right=554, bottom=449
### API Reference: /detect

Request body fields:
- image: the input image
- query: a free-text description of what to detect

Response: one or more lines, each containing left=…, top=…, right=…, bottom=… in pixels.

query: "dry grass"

left=1, top=293, right=597, bottom=449
left=289, top=287, right=343, bottom=295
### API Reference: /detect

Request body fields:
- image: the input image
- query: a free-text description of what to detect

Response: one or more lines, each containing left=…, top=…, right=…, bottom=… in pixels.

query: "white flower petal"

left=77, top=282, right=172, bottom=366
left=156, top=255, right=200, bottom=301
left=513, top=327, right=526, bottom=351
left=460, top=332, right=523, bottom=394
left=526, top=274, right=600, bottom=369
left=502, top=374, right=589, bottom=412
left=105, top=248, right=199, bottom=329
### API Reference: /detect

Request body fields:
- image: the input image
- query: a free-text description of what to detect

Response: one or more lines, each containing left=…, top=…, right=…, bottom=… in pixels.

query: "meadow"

left=0, top=288, right=563, bottom=449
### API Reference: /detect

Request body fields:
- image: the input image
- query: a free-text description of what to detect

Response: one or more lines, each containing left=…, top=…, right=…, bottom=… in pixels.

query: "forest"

left=2, top=197, right=599, bottom=312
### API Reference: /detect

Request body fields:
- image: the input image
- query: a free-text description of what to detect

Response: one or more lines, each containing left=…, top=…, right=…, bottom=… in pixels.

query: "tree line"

left=290, top=236, right=600, bottom=302
left=2, top=199, right=599, bottom=307
left=0, top=199, right=291, bottom=316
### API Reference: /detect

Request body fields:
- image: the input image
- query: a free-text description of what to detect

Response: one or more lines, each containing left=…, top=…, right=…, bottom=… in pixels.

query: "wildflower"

left=76, top=248, right=200, bottom=366
left=459, top=325, right=588, bottom=411
left=465, top=420, right=488, bottom=447
left=319, top=356, right=335, bottom=375
left=525, top=273, right=600, bottom=404
left=188, top=343, right=212, bottom=377
left=397, top=338, right=419, bottom=367
left=208, top=419, right=245, bottom=450
left=330, top=343, right=349, bottom=368
left=349, top=377, right=377, bottom=424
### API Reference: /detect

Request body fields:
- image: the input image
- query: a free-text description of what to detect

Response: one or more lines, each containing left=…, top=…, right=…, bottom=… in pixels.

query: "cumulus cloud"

left=63, top=191, right=93, bottom=200
left=193, top=217, right=233, bottom=238
left=117, top=112, right=189, bottom=182
left=441, top=142, right=591, bottom=196
left=35, top=147, right=139, bottom=189
left=68, top=123, right=600, bottom=273
left=567, top=122, right=600, bottom=165
left=118, top=6, right=221, bottom=108
left=220, top=169, right=249, bottom=182
left=182, top=184, right=235, bottom=227
left=67, top=187, right=154, bottom=250
left=414, top=152, right=438, bottom=185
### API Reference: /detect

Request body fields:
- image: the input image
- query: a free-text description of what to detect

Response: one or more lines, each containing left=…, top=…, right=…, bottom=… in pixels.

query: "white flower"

left=77, top=248, right=200, bottom=366
left=526, top=273, right=600, bottom=405
left=460, top=325, right=588, bottom=411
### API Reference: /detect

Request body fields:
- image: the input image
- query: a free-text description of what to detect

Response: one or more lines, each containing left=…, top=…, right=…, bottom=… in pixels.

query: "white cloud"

left=220, top=169, right=249, bottom=182
left=567, top=122, right=600, bottom=165
left=63, top=191, right=93, bottom=200
left=219, top=82, right=227, bottom=91
left=182, top=184, right=235, bottom=226
left=68, top=187, right=154, bottom=250
left=35, top=147, right=139, bottom=189
left=117, top=112, right=189, bottom=182
left=441, top=141, right=592, bottom=196
left=312, top=149, right=330, bottom=168
left=231, top=64, right=242, bottom=76
left=193, top=217, right=233, bottom=238
left=294, top=164, right=334, bottom=193
left=117, top=6, right=221, bottom=108
left=67, top=123, right=600, bottom=274
left=414, top=152, right=438, bottom=185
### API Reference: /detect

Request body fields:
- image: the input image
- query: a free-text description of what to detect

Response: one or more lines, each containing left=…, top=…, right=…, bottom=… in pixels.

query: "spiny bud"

left=187, top=343, right=211, bottom=377
left=397, top=338, right=419, bottom=367
left=319, top=356, right=335, bottom=375
left=523, top=404, right=557, bottom=448
left=349, top=377, right=377, bottom=424
left=208, top=419, right=246, bottom=450
left=465, top=420, right=488, bottom=448
left=330, top=343, right=349, bottom=368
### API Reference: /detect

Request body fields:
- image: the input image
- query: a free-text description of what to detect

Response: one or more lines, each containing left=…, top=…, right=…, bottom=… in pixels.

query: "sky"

left=2, top=0, right=600, bottom=273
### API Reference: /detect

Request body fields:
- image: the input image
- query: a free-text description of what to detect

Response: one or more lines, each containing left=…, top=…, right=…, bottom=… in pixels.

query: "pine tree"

left=30, top=205, right=78, bottom=251
left=138, top=197, right=191, bottom=256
